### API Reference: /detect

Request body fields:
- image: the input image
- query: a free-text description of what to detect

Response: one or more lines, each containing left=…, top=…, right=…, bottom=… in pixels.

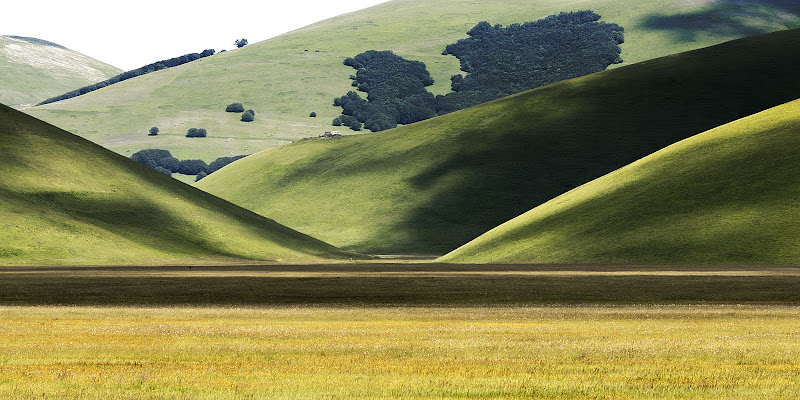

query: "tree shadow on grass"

left=639, top=1, right=800, bottom=41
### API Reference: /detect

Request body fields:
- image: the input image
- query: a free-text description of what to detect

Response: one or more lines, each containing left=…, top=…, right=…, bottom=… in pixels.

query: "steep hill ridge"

left=440, top=98, right=800, bottom=265
left=0, top=104, right=353, bottom=266
left=25, top=0, right=800, bottom=161
left=197, top=29, right=800, bottom=255
left=0, top=36, right=121, bottom=107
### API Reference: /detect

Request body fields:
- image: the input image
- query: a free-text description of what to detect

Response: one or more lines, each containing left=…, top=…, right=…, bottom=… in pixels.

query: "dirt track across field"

left=2, top=263, right=799, bottom=306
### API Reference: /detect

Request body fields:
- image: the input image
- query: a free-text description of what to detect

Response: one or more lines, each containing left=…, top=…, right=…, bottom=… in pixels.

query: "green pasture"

left=25, top=0, right=800, bottom=161
left=198, top=29, right=800, bottom=256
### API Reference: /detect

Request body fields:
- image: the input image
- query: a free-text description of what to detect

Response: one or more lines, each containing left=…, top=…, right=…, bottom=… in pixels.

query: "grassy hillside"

left=197, top=29, right=800, bottom=255
left=0, top=36, right=121, bottom=107
left=25, top=0, right=800, bottom=162
left=440, top=98, right=800, bottom=265
left=0, top=104, right=354, bottom=266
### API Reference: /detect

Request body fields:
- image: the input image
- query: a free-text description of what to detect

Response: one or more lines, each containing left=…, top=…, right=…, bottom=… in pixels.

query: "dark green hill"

left=0, top=104, right=354, bottom=266
left=441, top=98, right=800, bottom=264
left=198, top=29, right=800, bottom=255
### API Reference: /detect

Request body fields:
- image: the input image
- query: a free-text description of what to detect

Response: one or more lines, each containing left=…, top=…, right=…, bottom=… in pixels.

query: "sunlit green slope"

left=198, top=29, right=800, bottom=255
left=441, top=99, right=800, bottom=265
left=0, top=104, right=353, bottom=266
left=26, top=0, right=800, bottom=162
left=0, top=36, right=121, bottom=107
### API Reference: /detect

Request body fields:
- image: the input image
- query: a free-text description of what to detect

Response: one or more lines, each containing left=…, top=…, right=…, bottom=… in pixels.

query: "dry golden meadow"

left=1, top=264, right=800, bottom=398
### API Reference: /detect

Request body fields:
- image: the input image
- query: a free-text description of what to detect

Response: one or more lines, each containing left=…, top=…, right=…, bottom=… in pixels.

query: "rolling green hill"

left=0, top=104, right=354, bottom=266
left=197, top=29, right=800, bottom=255
left=25, top=0, right=800, bottom=162
left=440, top=98, right=800, bottom=265
left=0, top=36, right=121, bottom=107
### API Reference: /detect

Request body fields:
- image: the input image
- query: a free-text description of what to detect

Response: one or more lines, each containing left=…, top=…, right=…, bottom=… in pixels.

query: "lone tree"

left=148, top=127, right=159, bottom=136
left=241, top=110, right=255, bottom=122
left=226, top=102, right=245, bottom=112
left=234, top=38, right=248, bottom=48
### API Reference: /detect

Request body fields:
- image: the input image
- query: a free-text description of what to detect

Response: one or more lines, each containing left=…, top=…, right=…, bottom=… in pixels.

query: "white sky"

left=3, top=0, right=390, bottom=70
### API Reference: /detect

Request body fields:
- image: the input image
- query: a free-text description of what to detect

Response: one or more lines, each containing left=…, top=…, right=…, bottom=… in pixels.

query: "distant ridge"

left=2, top=35, right=67, bottom=49
left=0, top=35, right=121, bottom=107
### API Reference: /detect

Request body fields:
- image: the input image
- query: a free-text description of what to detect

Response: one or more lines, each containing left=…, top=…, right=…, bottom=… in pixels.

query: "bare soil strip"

left=1, top=264, right=799, bottom=306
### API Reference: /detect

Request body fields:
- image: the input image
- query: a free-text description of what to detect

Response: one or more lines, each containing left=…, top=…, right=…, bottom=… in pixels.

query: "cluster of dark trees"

left=241, top=109, right=255, bottom=122
left=226, top=103, right=256, bottom=122
left=186, top=128, right=208, bottom=138
left=131, top=149, right=247, bottom=181
left=436, top=11, right=624, bottom=112
left=333, top=11, right=624, bottom=130
left=332, top=50, right=436, bottom=132
left=38, top=49, right=217, bottom=105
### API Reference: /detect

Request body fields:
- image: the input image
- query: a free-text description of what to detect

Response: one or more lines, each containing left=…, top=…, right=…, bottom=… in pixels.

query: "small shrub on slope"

left=241, top=109, right=255, bottom=122
left=186, top=128, right=207, bottom=138
left=226, top=103, right=245, bottom=113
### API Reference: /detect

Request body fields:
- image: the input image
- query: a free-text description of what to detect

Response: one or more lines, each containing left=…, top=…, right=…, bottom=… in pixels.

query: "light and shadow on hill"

left=639, top=0, right=800, bottom=41
left=200, top=29, right=800, bottom=256
left=0, top=104, right=356, bottom=266
left=441, top=97, right=800, bottom=265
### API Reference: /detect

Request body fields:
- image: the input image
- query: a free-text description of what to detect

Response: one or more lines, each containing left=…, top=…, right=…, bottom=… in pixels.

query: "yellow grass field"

left=2, top=306, right=800, bottom=399
left=2, top=265, right=800, bottom=398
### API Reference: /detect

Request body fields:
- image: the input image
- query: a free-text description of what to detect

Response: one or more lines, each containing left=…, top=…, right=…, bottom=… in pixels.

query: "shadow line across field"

left=2, top=264, right=800, bottom=307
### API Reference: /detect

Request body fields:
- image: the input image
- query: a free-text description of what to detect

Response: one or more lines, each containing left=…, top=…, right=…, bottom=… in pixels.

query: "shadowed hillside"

left=198, top=29, right=800, bottom=255
left=640, top=0, right=800, bottom=41
left=0, top=104, right=354, bottom=266
left=441, top=98, right=800, bottom=265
